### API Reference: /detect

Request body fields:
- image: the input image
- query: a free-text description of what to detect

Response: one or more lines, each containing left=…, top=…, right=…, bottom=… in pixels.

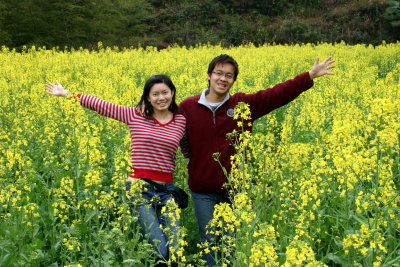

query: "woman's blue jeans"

left=190, top=190, right=231, bottom=267
left=127, top=181, right=179, bottom=261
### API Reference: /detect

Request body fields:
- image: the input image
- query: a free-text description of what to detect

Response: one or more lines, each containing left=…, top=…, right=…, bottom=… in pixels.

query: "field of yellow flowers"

left=0, top=42, right=399, bottom=266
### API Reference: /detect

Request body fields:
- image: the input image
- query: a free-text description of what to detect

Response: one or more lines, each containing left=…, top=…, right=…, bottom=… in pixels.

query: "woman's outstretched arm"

left=45, top=81, right=134, bottom=124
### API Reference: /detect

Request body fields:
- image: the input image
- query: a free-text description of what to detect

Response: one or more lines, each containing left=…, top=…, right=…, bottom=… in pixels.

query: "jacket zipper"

left=212, top=111, right=216, bottom=125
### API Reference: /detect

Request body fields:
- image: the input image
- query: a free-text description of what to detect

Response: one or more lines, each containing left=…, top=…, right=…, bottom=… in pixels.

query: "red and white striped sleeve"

left=78, top=94, right=135, bottom=124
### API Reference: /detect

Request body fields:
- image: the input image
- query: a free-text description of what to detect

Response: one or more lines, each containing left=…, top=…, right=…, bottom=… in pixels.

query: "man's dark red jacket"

left=179, top=72, right=314, bottom=193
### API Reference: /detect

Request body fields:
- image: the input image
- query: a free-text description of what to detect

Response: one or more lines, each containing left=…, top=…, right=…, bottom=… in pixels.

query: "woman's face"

left=147, top=83, right=174, bottom=113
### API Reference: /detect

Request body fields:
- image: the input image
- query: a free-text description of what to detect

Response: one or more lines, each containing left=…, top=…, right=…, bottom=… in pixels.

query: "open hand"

left=309, top=56, right=336, bottom=79
left=45, top=81, right=68, bottom=96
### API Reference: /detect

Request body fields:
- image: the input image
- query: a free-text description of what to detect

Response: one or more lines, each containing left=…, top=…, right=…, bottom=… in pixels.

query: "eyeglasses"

left=212, top=71, right=234, bottom=80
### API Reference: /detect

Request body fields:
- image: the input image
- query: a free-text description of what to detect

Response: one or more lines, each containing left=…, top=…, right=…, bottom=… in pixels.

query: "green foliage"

left=384, top=0, right=400, bottom=25
left=0, top=2, right=11, bottom=47
left=0, top=0, right=398, bottom=49
left=149, top=0, right=225, bottom=47
left=83, top=0, right=152, bottom=48
left=273, top=18, right=322, bottom=44
left=1, top=0, right=152, bottom=49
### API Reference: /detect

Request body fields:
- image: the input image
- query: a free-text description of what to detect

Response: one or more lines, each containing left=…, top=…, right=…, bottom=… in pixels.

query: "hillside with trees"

left=0, top=0, right=399, bottom=50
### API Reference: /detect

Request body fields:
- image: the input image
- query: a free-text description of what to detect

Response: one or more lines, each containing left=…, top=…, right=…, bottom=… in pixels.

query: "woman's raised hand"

left=45, top=81, right=68, bottom=97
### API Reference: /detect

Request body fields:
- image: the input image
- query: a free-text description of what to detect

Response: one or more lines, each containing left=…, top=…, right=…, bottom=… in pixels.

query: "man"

left=179, top=54, right=335, bottom=266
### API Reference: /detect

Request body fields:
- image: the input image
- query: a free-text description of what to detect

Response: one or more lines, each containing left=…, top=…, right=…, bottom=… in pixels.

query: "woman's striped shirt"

left=78, top=94, right=186, bottom=182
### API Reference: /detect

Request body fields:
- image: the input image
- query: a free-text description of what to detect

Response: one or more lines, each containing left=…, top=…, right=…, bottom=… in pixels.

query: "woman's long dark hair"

left=136, top=74, right=179, bottom=120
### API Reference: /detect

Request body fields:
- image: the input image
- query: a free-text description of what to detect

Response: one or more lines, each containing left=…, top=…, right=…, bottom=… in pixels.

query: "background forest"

left=0, top=0, right=399, bottom=50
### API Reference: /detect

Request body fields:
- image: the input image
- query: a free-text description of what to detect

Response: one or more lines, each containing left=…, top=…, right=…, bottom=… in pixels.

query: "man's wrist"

left=309, top=71, right=316, bottom=80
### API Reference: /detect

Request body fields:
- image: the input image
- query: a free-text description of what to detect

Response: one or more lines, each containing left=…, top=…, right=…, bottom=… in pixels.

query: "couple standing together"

left=46, top=54, right=335, bottom=266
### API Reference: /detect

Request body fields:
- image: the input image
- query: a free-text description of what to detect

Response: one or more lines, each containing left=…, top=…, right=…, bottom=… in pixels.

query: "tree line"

left=1, top=0, right=399, bottom=50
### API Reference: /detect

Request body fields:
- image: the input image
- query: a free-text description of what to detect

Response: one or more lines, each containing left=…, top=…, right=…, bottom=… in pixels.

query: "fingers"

left=45, top=82, right=62, bottom=87
left=45, top=84, right=56, bottom=92
left=327, top=60, right=335, bottom=66
left=320, top=56, right=336, bottom=74
left=45, top=86, right=55, bottom=94
left=322, top=56, right=332, bottom=63
left=45, top=81, right=63, bottom=90
left=310, top=56, right=336, bottom=79
left=322, top=56, right=335, bottom=66
left=326, top=61, right=336, bottom=74
left=45, top=82, right=55, bottom=88
left=320, top=56, right=334, bottom=63
left=314, top=56, right=320, bottom=65
left=45, top=82, right=58, bottom=95
left=325, top=65, right=336, bottom=75
left=315, top=56, right=336, bottom=69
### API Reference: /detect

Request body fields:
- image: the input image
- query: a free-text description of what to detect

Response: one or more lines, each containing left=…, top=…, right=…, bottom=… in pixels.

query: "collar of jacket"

left=198, top=88, right=231, bottom=111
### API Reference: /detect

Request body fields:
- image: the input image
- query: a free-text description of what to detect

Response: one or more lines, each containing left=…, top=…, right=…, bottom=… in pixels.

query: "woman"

left=46, top=75, right=186, bottom=265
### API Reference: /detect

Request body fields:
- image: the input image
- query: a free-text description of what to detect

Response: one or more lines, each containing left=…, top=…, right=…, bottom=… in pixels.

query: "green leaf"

left=85, top=209, right=99, bottom=223
left=326, top=252, right=349, bottom=266
left=351, top=213, right=368, bottom=226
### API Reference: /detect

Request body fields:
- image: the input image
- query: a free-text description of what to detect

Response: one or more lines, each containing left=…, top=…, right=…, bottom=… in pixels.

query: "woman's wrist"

left=64, top=90, right=76, bottom=99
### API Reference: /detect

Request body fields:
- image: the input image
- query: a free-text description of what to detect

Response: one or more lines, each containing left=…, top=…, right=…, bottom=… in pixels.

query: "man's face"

left=208, top=63, right=235, bottom=98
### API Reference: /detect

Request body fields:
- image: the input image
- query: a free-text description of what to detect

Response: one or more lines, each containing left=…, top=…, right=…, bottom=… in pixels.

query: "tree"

left=383, top=0, right=400, bottom=41
left=0, top=1, right=12, bottom=47
left=0, top=0, right=152, bottom=49
left=384, top=0, right=400, bottom=27
left=83, top=0, right=152, bottom=48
